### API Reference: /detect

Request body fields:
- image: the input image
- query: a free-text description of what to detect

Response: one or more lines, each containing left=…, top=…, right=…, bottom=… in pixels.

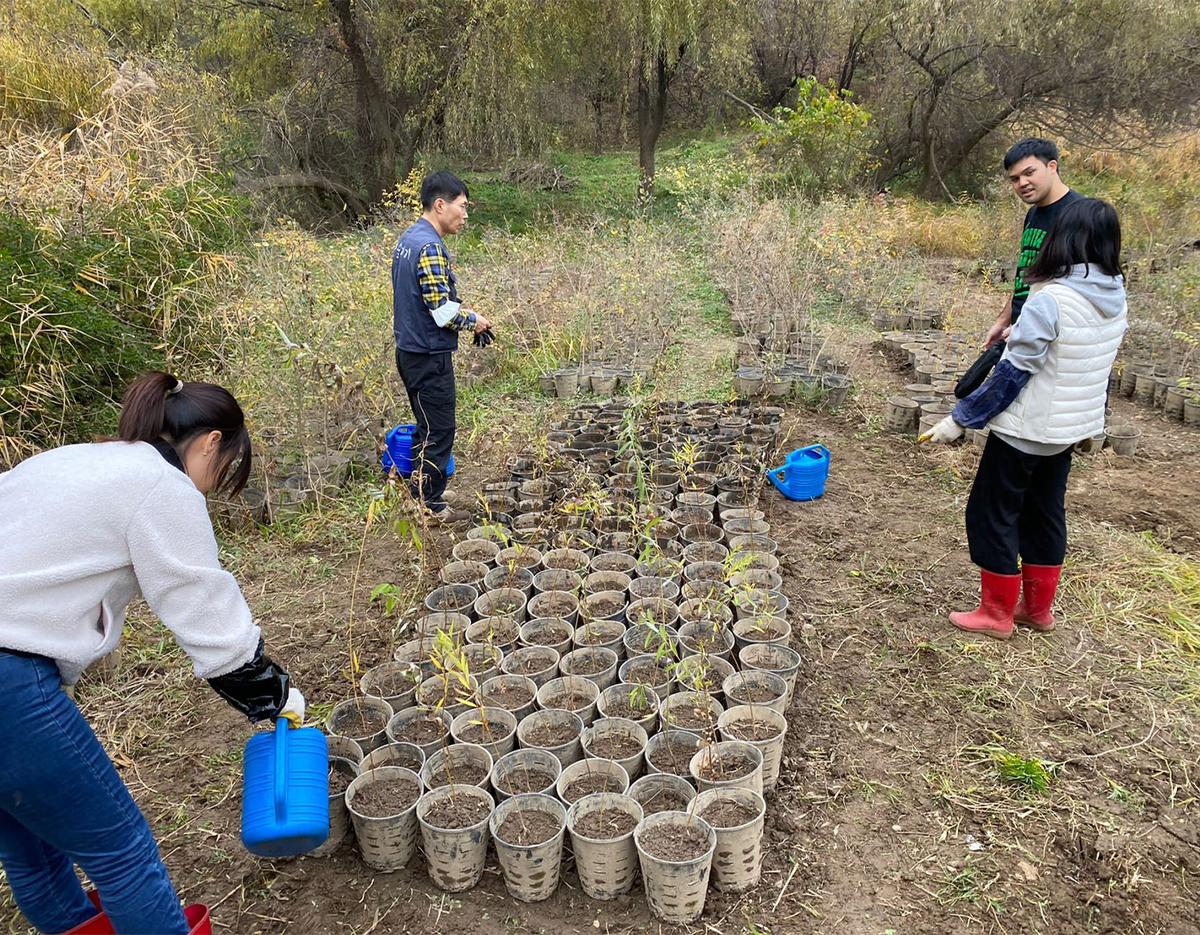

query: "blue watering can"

left=241, top=719, right=330, bottom=858
left=766, top=444, right=831, bottom=501
left=381, top=423, right=456, bottom=477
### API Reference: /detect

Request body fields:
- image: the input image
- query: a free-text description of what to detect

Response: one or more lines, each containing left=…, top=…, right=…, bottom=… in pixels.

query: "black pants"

left=965, top=432, right=1072, bottom=575
left=395, top=349, right=456, bottom=509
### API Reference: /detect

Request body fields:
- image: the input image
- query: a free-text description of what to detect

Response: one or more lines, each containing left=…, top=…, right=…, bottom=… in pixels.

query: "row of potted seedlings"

left=318, top=399, right=800, bottom=921
left=1112, top=359, right=1200, bottom=427
left=732, top=333, right=853, bottom=409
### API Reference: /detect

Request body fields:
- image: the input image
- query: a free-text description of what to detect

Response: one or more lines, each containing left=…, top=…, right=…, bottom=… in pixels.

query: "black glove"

left=472, top=327, right=495, bottom=348
left=206, top=638, right=290, bottom=722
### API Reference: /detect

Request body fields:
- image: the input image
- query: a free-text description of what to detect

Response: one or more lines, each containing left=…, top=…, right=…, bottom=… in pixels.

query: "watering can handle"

left=807, top=444, right=831, bottom=460
left=273, top=718, right=289, bottom=822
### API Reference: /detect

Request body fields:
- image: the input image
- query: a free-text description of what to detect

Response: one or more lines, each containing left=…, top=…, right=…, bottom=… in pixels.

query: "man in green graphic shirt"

left=983, top=138, right=1083, bottom=348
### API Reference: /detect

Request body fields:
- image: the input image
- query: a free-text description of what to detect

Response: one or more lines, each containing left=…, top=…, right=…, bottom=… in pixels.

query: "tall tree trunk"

left=637, top=45, right=669, bottom=202
left=329, top=0, right=397, bottom=206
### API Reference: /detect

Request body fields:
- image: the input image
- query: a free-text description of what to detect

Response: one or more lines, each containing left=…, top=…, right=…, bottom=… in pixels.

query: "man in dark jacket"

left=391, top=171, right=492, bottom=522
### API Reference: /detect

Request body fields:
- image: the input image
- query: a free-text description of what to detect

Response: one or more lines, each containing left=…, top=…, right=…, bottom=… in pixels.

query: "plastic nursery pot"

left=385, top=706, right=453, bottom=759
left=450, top=706, right=518, bottom=759
left=344, top=766, right=424, bottom=871
left=536, top=675, right=601, bottom=724
left=626, top=597, right=681, bottom=630
left=738, top=643, right=801, bottom=704
left=556, top=757, right=631, bottom=807
left=682, top=541, right=729, bottom=564
left=581, top=717, right=649, bottom=781
left=566, top=792, right=645, bottom=900
left=518, top=618, right=575, bottom=657
left=589, top=549, right=638, bottom=575
left=474, top=587, right=529, bottom=624
left=440, top=560, right=490, bottom=589
left=689, top=740, right=764, bottom=796
left=325, top=733, right=365, bottom=766
left=424, top=584, right=479, bottom=617
left=579, top=588, right=628, bottom=623
left=452, top=539, right=500, bottom=564
left=421, top=742, right=495, bottom=792
left=628, top=575, right=681, bottom=603
left=480, top=674, right=538, bottom=721
left=461, top=643, right=503, bottom=684
left=597, top=682, right=660, bottom=734
left=644, top=730, right=703, bottom=780
left=360, top=741, right=425, bottom=775
left=483, top=565, right=535, bottom=596
left=359, top=661, right=423, bottom=712
left=733, top=615, right=792, bottom=651
left=495, top=545, right=544, bottom=573
left=677, top=620, right=736, bottom=661
left=628, top=773, right=696, bottom=817
left=660, top=691, right=724, bottom=737
left=309, top=754, right=359, bottom=857
left=516, top=708, right=585, bottom=766
left=693, top=786, right=767, bottom=892
left=718, top=705, right=787, bottom=791
left=416, top=673, right=480, bottom=719
left=733, top=588, right=789, bottom=621
left=501, top=646, right=561, bottom=687
left=618, top=653, right=673, bottom=699
left=465, top=615, right=520, bottom=653
left=721, top=670, right=789, bottom=716
left=1105, top=425, right=1141, bottom=457
left=730, top=568, right=784, bottom=592
left=672, top=653, right=735, bottom=697
left=415, top=783, right=495, bottom=893
left=527, top=589, right=580, bottom=626
left=328, top=697, right=394, bottom=753
left=729, top=533, right=779, bottom=556
left=490, top=748, right=562, bottom=802
left=489, top=793, right=568, bottom=902
left=532, top=567, right=583, bottom=596
left=633, top=810, right=717, bottom=924
left=541, top=547, right=591, bottom=574
left=559, top=647, right=620, bottom=690
left=572, top=619, right=627, bottom=655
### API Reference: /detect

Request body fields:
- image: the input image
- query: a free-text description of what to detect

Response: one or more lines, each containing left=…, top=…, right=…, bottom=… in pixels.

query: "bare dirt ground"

left=3, top=264, right=1197, bottom=935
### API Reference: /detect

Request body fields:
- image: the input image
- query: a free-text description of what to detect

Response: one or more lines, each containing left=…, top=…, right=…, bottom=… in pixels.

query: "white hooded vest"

left=989, top=269, right=1127, bottom=445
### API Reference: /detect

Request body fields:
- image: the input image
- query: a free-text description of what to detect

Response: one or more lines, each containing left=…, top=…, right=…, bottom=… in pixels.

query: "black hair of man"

left=1025, top=197, right=1123, bottom=283
left=1003, top=138, right=1060, bottom=170
left=420, top=171, right=469, bottom=211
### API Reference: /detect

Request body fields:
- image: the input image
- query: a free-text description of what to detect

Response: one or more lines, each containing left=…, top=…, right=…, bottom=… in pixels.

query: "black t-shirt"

left=1011, top=188, right=1083, bottom=321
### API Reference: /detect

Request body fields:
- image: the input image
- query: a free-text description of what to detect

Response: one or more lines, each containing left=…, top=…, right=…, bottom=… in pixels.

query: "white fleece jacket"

left=0, top=441, right=261, bottom=684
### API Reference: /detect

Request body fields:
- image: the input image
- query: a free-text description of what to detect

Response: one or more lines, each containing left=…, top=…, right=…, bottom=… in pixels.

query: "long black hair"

left=116, top=371, right=252, bottom=495
left=1026, top=197, right=1124, bottom=283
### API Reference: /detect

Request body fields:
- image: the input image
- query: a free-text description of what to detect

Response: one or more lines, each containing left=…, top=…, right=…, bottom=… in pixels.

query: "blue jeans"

left=0, top=650, right=188, bottom=934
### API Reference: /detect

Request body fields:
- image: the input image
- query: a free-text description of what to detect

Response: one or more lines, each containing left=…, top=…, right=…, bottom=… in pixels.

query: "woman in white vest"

left=921, top=198, right=1127, bottom=639
left=0, top=372, right=304, bottom=933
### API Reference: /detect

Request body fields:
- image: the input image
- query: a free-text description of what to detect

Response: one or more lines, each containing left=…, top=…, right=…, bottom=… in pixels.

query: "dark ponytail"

left=117, top=371, right=252, bottom=496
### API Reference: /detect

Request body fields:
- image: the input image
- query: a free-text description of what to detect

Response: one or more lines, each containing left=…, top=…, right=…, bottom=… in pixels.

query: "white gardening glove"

left=919, top=415, right=965, bottom=444
left=279, top=686, right=306, bottom=727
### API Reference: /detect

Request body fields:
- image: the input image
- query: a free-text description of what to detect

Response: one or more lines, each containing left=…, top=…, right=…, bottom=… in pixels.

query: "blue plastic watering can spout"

left=273, top=718, right=289, bottom=823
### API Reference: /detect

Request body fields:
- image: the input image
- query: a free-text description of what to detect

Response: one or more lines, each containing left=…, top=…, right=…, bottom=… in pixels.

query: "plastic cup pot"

left=689, top=740, right=764, bottom=796
left=721, top=670, right=789, bottom=716
left=556, top=757, right=631, bottom=807
left=566, top=792, right=644, bottom=900
left=729, top=533, right=778, bottom=556
left=461, top=642, right=503, bottom=685
left=729, top=568, right=784, bottom=592
left=328, top=697, right=394, bottom=753
left=626, top=597, right=680, bottom=631
left=474, top=587, right=529, bottom=624
left=628, top=773, right=697, bottom=816
left=660, top=690, right=724, bottom=738
left=738, top=643, right=801, bottom=705
left=717, top=704, right=787, bottom=791
left=672, top=653, right=735, bottom=700
left=617, top=653, right=673, bottom=699
left=559, top=647, right=620, bottom=690
left=596, top=681, right=660, bottom=734
left=583, top=571, right=632, bottom=600
left=359, top=661, right=422, bottom=712
left=536, top=675, right=600, bottom=725
left=450, top=706, right=518, bottom=759
left=325, top=734, right=365, bottom=765
left=572, top=619, right=626, bottom=656
left=344, top=766, right=424, bottom=871
left=518, top=618, right=575, bottom=657
left=677, top=620, right=736, bottom=661
left=360, top=741, right=425, bottom=775
left=490, top=748, right=562, bottom=803
left=416, top=673, right=480, bottom=719
left=465, top=616, right=519, bottom=654
left=633, top=810, right=717, bottom=924
left=527, top=589, right=580, bottom=627
left=692, top=787, right=767, bottom=892
left=628, top=575, right=681, bottom=603
left=483, top=565, right=534, bottom=597
left=579, top=589, right=628, bottom=624
left=452, top=538, right=500, bottom=564
left=489, top=793, right=568, bottom=902
left=733, top=615, right=792, bottom=651
left=682, top=541, right=729, bottom=565
left=480, top=674, right=538, bottom=722
left=581, top=717, right=649, bottom=781
left=415, top=783, right=495, bottom=893
left=424, top=584, right=479, bottom=618
left=421, top=743, right=495, bottom=792
left=532, top=567, right=583, bottom=597
left=589, top=551, right=638, bottom=576
left=385, top=706, right=453, bottom=759
left=645, top=730, right=702, bottom=779
left=516, top=708, right=585, bottom=766
left=309, top=752, right=359, bottom=857
left=495, top=545, right=544, bottom=575
left=541, top=547, right=590, bottom=574
left=440, top=560, right=489, bottom=590
left=733, top=588, right=789, bottom=621
left=501, top=646, right=561, bottom=688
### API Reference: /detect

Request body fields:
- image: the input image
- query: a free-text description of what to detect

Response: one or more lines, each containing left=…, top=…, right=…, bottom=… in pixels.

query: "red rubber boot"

left=1014, top=563, right=1061, bottom=631
left=949, top=569, right=1020, bottom=640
